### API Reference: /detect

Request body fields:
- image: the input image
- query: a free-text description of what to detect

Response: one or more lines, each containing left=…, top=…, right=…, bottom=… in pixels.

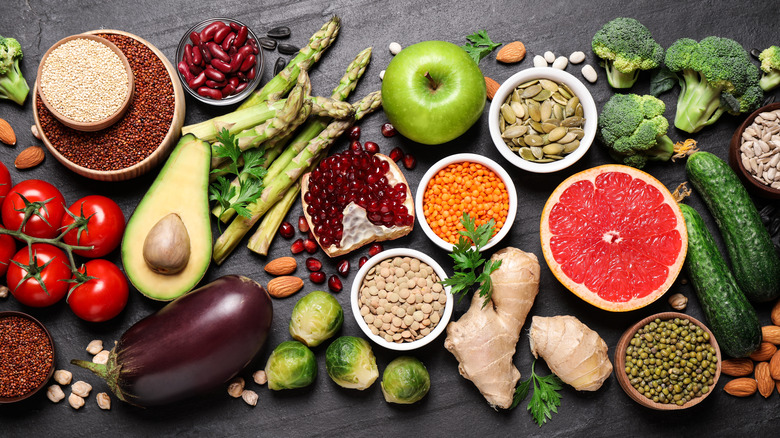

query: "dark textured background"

left=1, top=0, right=779, bottom=436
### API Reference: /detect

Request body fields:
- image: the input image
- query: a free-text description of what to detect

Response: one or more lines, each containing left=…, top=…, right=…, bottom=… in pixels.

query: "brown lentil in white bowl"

left=350, top=248, right=453, bottom=351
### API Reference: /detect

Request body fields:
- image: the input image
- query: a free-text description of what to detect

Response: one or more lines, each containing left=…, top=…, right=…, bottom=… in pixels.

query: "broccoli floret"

left=591, top=17, right=664, bottom=89
left=759, top=46, right=780, bottom=91
left=664, top=36, right=763, bottom=133
left=0, top=35, right=29, bottom=106
left=598, top=93, right=677, bottom=169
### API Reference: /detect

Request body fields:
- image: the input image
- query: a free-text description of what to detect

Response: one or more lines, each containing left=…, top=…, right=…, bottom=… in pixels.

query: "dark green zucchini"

left=686, top=151, right=780, bottom=302
left=679, top=203, right=761, bottom=358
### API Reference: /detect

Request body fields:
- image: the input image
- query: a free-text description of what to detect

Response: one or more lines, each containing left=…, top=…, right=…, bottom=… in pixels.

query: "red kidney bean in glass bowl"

left=176, top=18, right=264, bottom=106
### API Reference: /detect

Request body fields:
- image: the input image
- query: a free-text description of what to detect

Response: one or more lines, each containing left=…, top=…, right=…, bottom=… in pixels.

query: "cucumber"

left=686, top=151, right=780, bottom=302
left=679, top=203, right=761, bottom=358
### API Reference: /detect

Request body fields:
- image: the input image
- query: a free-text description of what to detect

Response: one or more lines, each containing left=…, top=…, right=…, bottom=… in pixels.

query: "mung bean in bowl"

left=488, top=67, right=597, bottom=173
left=614, top=312, right=721, bottom=411
left=350, top=248, right=453, bottom=351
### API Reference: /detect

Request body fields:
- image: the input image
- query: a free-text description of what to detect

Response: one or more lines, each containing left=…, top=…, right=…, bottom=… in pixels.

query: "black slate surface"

left=1, top=0, right=780, bottom=436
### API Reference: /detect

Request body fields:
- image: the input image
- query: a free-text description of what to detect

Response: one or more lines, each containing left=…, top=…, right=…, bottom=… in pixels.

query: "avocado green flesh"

left=121, top=134, right=212, bottom=301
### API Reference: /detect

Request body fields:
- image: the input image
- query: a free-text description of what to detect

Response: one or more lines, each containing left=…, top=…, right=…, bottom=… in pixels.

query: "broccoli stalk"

left=674, top=70, right=728, bottom=134
left=758, top=46, right=780, bottom=91
left=591, top=18, right=664, bottom=89
left=0, top=35, right=28, bottom=106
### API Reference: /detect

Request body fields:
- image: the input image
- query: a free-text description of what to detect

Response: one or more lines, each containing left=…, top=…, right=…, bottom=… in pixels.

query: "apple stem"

left=424, top=72, right=439, bottom=91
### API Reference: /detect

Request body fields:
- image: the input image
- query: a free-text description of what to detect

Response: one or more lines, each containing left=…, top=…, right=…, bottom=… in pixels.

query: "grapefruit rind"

left=539, top=165, right=687, bottom=312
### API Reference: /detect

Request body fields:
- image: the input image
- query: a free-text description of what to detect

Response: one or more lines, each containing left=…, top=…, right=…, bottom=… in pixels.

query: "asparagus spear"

left=213, top=91, right=382, bottom=264
left=182, top=100, right=284, bottom=141
left=238, top=16, right=341, bottom=110
left=247, top=179, right=302, bottom=256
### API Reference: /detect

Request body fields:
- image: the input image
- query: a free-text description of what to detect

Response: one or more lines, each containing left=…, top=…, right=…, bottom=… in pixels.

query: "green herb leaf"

left=461, top=30, right=501, bottom=64
left=649, top=66, right=677, bottom=97
left=512, top=361, right=563, bottom=427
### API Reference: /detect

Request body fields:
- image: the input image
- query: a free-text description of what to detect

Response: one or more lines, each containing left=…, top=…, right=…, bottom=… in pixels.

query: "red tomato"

left=7, top=243, right=72, bottom=307
left=68, top=259, right=129, bottom=322
left=61, top=195, right=126, bottom=258
left=0, top=161, right=11, bottom=205
left=1, top=180, right=66, bottom=239
left=0, top=223, right=15, bottom=276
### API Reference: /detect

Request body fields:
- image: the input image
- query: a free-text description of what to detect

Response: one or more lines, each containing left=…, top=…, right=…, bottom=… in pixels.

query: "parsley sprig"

left=440, top=213, right=502, bottom=308
left=208, top=129, right=267, bottom=225
left=511, top=360, right=563, bottom=427
left=461, top=30, right=501, bottom=64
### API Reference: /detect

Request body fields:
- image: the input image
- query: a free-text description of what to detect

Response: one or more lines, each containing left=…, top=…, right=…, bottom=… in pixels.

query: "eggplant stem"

left=71, top=355, right=133, bottom=405
left=71, top=359, right=108, bottom=378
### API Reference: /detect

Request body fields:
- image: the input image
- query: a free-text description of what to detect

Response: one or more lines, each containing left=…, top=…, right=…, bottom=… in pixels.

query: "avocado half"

left=121, top=134, right=212, bottom=301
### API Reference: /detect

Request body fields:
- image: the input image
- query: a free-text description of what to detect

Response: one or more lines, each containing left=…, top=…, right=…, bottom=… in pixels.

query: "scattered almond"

left=755, top=362, right=774, bottom=398
left=723, top=377, right=757, bottom=397
left=0, top=118, right=16, bottom=145
left=762, top=325, right=780, bottom=345
left=267, top=276, right=304, bottom=298
left=770, top=349, right=780, bottom=380
left=484, top=76, right=500, bottom=101
left=771, top=299, right=780, bottom=326
left=496, top=41, right=526, bottom=64
left=721, top=358, right=754, bottom=377
left=750, top=342, right=778, bottom=362
left=264, top=257, right=297, bottom=276
left=14, top=145, right=45, bottom=169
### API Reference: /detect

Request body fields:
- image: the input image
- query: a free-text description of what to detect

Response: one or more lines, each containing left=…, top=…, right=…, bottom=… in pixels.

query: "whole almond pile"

left=722, top=299, right=780, bottom=398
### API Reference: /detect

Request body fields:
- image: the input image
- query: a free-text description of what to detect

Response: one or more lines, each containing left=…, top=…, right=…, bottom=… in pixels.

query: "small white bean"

left=533, top=55, right=548, bottom=68
left=581, top=64, right=597, bottom=83
left=552, top=56, right=568, bottom=70
left=543, top=51, right=555, bottom=63
left=569, top=51, right=586, bottom=64
left=389, top=42, right=402, bottom=55
left=379, top=70, right=385, bottom=80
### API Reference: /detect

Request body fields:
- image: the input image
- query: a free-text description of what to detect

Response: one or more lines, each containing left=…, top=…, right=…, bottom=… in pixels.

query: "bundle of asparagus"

left=180, top=16, right=383, bottom=264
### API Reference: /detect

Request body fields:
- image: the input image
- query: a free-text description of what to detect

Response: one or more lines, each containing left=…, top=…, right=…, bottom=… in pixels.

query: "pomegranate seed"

left=337, top=259, right=350, bottom=277
left=358, top=256, right=369, bottom=268
left=368, top=243, right=384, bottom=257
left=381, top=123, right=397, bottom=137
left=298, top=215, right=310, bottom=233
left=279, top=221, right=295, bottom=239
left=308, top=230, right=315, bottom=241
left=402, top=154, right=417, bottom=170
left=304, top=239, right=318, bottom=254
left=290, top=238, right=304, bottom=254
left=310, top=271, right=326, bottom=284
left=364, top=141, right=379, bottom=154
left=328, top=275, right=343, bottom=292
left=389, top=147, right=404, bottom=162
left=305, top=257, right=322, bottom=272
left=349, top=126, right=361, bottom=141
left=350, top=140, right=362, bottom=152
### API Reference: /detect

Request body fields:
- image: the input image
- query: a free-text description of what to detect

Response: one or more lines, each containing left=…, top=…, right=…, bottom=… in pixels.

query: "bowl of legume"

left=728, top=102, right=780, bottom=199
left=488, top=67, right=597, bottom=173
left=0, top=311, right=56, bottom=404
left=36, top=34, right=135, bottom=132
left=614, top=312, right=721, bottom=410
left=350, top=248, right=453, bottom=351
left=415, top=153, right=517, bottom=252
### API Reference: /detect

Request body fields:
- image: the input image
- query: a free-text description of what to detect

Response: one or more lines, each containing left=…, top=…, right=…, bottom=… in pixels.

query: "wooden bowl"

left=33, top=30, right=185, bottom=182
left=614, top=312, right=722, bottom=411
left=0, top=311, right=56, bottom=404
left=728, top=102, right=780, bottom=199
left=36, top=34, right=134, bottom=132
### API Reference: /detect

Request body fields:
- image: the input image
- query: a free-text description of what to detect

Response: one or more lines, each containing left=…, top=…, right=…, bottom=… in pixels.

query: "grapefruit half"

left=540, top=165, right=687, bottom=312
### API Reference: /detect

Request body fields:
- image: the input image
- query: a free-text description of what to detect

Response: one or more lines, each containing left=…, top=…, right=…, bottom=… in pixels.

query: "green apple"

left=382, top=41, right=486, bottom=145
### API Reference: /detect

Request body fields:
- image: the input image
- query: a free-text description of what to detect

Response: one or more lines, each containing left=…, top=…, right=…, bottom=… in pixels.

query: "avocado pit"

left=143, top=213, right=191, bottom=275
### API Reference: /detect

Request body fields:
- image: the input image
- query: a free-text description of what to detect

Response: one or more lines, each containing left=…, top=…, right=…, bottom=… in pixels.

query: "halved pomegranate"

left=300, top=150, right=414, bottom=258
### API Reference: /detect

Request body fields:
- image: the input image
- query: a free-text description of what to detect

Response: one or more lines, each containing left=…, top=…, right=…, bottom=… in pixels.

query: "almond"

left=14, top=146, right=45, bottom=169
left=721, top=358, right=754, bottom=377
left=763, top=325, right=780, bottom=345
left=771, top=299, right=780, bottom=326
left=0, top=118, right=16, bottom=146
left=749, top=341, right=777, bottom=362
left=264, top=256, right=297, bottom=276
left=485, top=76, right=500, bottom=100
left=496, top=41, right=526, bottom=64
left=755, top=361, right=774, bottom=398
left=770, top=349, right=780, bottom=380
left=723, top=377, right=757, bottom=397
left=267, top=276, right=303, bottom=298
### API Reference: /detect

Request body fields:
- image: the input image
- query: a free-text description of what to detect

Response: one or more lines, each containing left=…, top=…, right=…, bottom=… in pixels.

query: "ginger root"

left=528, top=315, right=612, bottom=391
left=444, top=247, right=540, bottom=409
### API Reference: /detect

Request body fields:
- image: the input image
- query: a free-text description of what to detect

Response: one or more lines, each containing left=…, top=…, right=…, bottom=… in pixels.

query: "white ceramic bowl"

left=414, top=153, right=517, bottom=252
left=350, top=248, right=453, bottom=351
left=488, top=67, right=597, bottom=173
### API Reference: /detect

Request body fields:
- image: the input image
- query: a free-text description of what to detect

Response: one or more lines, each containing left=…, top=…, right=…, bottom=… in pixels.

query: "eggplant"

left=72, top=275, right=272, bottom=407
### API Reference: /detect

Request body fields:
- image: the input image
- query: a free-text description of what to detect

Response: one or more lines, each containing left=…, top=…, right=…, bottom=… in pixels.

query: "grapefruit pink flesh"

left=540, top=165, right=686, bottom=311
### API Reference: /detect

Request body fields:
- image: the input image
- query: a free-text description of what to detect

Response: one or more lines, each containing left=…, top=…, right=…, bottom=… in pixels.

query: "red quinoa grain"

left=37, top=33, right=175, bottom=171
left=0, top=316, right=54, bottom=398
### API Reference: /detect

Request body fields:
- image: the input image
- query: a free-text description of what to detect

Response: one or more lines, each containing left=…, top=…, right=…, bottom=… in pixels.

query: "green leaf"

left=650, top=66, right=677, bottom=97
left=461, top=30, right=501, bottom=64
left=512, top=361, right=563, bottom=427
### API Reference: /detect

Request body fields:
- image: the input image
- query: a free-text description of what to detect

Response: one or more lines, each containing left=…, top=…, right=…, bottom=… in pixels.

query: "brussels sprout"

left=264, top=341, right=317, bottom=390
left=289, top=291, right=344, bottom=347
left=325, top=336, right=378, bottom=390
left=381, top=356, right=430, bottom=404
